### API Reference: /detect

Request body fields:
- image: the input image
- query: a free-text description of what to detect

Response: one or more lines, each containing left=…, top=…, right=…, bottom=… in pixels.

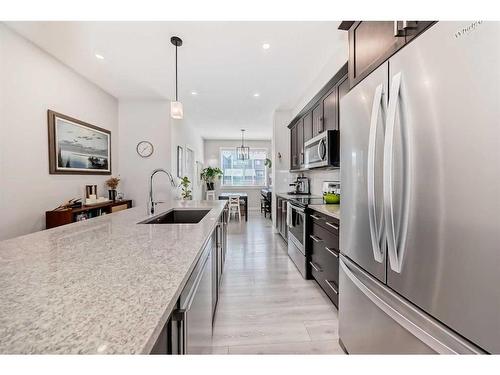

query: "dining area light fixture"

left=237, top=129, right=250, bottom=160
left=170, top=36, right=183, bottom=120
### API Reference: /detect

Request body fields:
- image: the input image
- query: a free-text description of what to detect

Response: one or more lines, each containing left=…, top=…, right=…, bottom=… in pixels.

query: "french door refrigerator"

left=339, top=21, right=499, bottom=354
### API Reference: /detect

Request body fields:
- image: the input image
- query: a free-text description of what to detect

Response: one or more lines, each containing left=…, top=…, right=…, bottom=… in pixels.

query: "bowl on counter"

left=323, top=193, right=340, bottom=204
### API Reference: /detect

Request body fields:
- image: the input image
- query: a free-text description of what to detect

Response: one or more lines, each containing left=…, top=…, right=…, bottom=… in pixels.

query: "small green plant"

left=200, top=167, right=223, bottom=190
left=179, top=176, right=192, bottom=200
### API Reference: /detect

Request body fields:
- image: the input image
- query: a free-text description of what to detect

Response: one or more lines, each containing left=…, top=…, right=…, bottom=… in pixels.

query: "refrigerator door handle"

left=367, top=83, right=386, bottom=263
left=384, top=72, right=411, bottom=273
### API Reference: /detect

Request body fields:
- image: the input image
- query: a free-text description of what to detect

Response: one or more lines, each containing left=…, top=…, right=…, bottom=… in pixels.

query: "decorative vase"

left=206, top=182, right=215, bottom=191
left=108, top=189, right=117, bottom=201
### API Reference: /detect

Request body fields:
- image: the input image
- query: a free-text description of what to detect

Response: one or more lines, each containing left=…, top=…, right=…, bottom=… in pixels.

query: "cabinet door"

left=337, top=75, right=349, bottom=130
left=303, top=111, right=313, bottom=143
left=312, top=103, right=323, bottom=136
left=297, top=118, right=304, bottom=165
left=348, top=21, right=405, bottom=88
left=290, top=124, right=298, bottom=169
left=322, top=87, right=338, bottom=131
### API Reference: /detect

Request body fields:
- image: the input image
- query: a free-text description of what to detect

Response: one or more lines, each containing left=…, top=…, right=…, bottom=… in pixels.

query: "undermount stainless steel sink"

left=139, top=209, right=211, bottom=224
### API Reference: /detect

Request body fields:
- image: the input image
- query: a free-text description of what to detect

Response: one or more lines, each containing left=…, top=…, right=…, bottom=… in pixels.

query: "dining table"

left=218, top=192, right=248, bottom=222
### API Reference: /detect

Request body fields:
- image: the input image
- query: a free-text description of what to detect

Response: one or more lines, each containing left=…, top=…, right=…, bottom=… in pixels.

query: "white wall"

left=0, top=24, right=118, bottom=240
left=171, top=120, right=204, bottom=201
left=118, top=100, right=173, bottom=210
left=203, top=139, right=271, bottom=210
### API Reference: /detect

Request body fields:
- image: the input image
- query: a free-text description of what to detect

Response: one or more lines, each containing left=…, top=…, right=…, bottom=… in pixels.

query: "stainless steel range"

left=286, top=196, right=323, bottom=278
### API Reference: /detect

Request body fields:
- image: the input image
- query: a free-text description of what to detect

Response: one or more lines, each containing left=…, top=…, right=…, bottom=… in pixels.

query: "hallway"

left=212, top=212, right=343, bottom=354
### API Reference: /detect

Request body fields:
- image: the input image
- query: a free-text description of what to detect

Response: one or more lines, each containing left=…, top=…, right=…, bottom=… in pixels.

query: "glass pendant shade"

left=170, top=101, right=183, bottom=119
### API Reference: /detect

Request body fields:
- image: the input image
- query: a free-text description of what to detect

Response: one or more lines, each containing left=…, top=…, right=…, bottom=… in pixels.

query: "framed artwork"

left=196, top=161, right=203, bottom=187
left=177, top=146, right=183, bottom=178
left=48, top=110, right=111, bottom=175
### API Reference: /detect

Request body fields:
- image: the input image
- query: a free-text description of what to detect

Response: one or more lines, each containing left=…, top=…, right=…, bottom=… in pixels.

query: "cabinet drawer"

left=310, top=222, right=339, bottom=251
left=310, top=260, right=339, bottom=307
left=309, top=212, right=339, bottom=235
left=310, top=235, right=339, bottom=283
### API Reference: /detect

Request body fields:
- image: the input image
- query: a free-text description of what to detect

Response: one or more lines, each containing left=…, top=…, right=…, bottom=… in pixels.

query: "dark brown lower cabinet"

left=308, top=211, right=340, bottom=307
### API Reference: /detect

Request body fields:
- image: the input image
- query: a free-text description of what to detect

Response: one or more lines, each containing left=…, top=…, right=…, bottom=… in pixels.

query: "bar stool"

left=206, top=191, right=216, bottom=201
left=228, top=195, right=241, bottom=222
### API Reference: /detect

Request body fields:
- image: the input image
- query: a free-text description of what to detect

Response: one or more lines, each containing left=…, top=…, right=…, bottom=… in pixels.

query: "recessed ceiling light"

left=95, top=53, right=104, bottom=60
left=253, top=93, right=260, bottom=98
left=262, top=43, right=271, bottom=50
left=191, top=91, right=198, bottom=95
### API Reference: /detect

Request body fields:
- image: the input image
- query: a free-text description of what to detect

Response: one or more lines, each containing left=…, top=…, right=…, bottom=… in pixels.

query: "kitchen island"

left=0, top=200, right=227, bottom=354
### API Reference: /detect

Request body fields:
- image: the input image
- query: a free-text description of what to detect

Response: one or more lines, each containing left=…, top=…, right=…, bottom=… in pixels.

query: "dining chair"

left=228, top=195, right=241, bottom=222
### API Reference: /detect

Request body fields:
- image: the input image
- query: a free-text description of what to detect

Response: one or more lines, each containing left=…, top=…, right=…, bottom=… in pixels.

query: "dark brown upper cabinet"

left=312, top=103, right=323, bottom=137
left=290, top=121, right=299, bottom=170
left=322, top=87, right=338, bottom=131
left=297, top=117, right=305, bottom=166
left=287, top=63, right=348, bottom=171
left=340, top=21, right=435, bottom=89
left=303, top=112, right=313, bottom=143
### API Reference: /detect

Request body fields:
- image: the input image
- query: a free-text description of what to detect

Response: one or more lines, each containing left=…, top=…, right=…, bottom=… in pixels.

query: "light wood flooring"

left=212, top=212, right=344, bottom=354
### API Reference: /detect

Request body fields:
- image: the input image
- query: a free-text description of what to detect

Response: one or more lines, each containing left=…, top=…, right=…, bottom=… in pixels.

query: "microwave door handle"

left=318, top=138, right=327, bottom=160
left=384, top=72, right=410, bottom=274
left=367, top=83, right=385, bottom=263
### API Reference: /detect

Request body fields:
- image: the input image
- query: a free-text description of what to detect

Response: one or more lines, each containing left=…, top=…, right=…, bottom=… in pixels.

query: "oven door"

left=287, top=202, right=305, bottom=253
left=304, top=133, right=328, bottom=168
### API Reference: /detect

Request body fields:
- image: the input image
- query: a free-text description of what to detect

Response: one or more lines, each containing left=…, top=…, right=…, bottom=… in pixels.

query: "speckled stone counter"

left=0, top=200, right=226, bottom=354
left=275, top=193, right=322, bottom=200
left=308, top=204, right=341, bottom=220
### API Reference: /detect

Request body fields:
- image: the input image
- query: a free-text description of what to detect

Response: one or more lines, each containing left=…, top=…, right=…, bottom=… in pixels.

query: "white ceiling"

left=6, top=21, right=347, bottom=139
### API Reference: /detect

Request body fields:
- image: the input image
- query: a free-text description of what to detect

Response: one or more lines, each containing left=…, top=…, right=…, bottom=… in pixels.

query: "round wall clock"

left=136, top=141, right=154, bottom=158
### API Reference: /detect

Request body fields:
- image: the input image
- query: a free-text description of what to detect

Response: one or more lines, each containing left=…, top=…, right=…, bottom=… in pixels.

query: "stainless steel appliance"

left=322, top=181, right=340, bottom=195
left=286, top=196, right=324, bottom=278
left=287, top=201, right=307, bottom=278
left=304, top=130, right=339, bottom=169
left=171, top=239, right=213, bottom=354
left=289, top=176, right=310, bottom=195
left=340, top=21, right=498, bottom=354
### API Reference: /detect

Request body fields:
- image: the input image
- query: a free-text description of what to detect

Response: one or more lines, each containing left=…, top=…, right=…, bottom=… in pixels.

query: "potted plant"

left=179, top=176, right=192, bottom=200
left=200, top=167, right=223, bottom=191
left=105, top=176, right=120, bottom=201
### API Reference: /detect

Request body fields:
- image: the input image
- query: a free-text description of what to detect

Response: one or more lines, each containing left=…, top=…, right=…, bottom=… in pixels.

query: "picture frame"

left=48, top=110, right=111, bottom=175
left=177, top=146, right=183, bottom=178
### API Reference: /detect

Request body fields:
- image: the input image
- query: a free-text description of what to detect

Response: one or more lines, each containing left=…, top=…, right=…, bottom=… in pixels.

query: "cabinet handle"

left=325, top=222, right=339, bottom=230
left=325, top=280, right=338, bottom=295
left=393, top=21, right=405, bottom=37
left=172, top=309, right=187, bottom=354
left=402, top=21, right=417, bottom=29
left=310, top=234, right=323, bottom=242
left=325, top=247, right=339, bottom=258
left=310, top=261, right=322, bottom=272
left=310, top=214, right=321, bottom=220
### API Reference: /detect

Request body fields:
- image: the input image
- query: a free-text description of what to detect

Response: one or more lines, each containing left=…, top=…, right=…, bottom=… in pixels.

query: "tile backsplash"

left=302, top=169, right=340, bottom=196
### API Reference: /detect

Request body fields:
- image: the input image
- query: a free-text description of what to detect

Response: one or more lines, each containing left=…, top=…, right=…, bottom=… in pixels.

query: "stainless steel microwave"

left=304, top=130, right=339, bottom=169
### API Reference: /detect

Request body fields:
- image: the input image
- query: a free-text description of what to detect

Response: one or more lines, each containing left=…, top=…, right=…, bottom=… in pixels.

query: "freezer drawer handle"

left=310, top=234, right=323, bottom=242
left=384, top=72, right=411, bottom=273
left=325, top=222, right=339, bottom=230
left=367, top=83, right=386, bottom=264
left=325, top=280, right=338, bottom=295
left=325, top=247, right=339, bottom=258
left=309, top=261, right=322, bottom=272
left=339, top=257, right=470, bottom=354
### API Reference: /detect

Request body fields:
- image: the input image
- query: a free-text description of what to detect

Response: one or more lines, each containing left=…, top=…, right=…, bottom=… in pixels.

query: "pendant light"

left=237, top=129, right=250, bottom=160
left=170, top=36, right=183, bottom=119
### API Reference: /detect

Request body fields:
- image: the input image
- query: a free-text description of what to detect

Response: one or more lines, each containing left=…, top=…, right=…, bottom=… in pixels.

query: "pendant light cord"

left=175, top=45, right=178, bottom=101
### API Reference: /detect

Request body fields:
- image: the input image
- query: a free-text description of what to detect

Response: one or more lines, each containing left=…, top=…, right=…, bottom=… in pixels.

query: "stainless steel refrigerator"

left=339, top=21, right=499, bottom=354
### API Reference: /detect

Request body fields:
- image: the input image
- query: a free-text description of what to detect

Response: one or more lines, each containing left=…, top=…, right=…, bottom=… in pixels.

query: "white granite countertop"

left=308, top=204, right=341, bottom=220
left=275, top=192, right=322, bottom=199
left=0, top=200, right=226, bottom=354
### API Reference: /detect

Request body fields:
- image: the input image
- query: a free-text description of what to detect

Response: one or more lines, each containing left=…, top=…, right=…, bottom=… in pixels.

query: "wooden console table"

left=46, top=200, right=133, bottom=229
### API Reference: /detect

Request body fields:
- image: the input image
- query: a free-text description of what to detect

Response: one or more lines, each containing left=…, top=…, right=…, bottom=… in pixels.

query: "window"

left=220, top=148, right=267, bottom=187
